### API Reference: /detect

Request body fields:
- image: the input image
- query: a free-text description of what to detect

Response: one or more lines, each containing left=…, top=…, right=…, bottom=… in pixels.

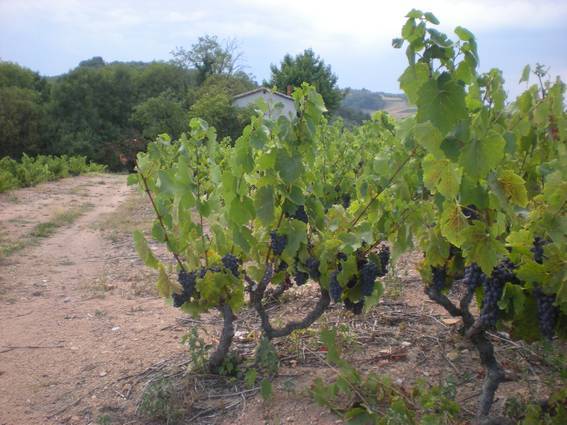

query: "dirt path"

left=0, top=174, right=186, bottom=425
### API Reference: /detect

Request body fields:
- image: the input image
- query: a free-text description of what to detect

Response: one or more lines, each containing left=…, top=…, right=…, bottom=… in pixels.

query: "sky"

left=1, top=0, right=566, bottom=98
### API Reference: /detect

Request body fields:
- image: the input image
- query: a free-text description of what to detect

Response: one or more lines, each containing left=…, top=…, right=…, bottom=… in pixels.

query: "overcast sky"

left=1, top=0, right=566, bottom=98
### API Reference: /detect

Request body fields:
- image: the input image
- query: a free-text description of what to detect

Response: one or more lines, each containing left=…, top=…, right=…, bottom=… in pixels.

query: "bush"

left=0, top=154, right=106, bottom=193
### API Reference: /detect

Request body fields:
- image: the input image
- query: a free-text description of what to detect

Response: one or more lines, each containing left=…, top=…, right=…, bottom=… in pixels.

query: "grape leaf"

left=440, top=202, right=469, bottom=247
left=459, top=130, right=505, bottom=180
left=416, top=73, right=467, bottom=135
left=423, top=155, right=462, bottom=199
left=461, top=222, right=507, bottom=273
left=414, top=121, right=445, bottom=158
left=133, top=230, right=159, bottom=269
left=254, top=185, right=275, bottom=226
left=398, top=63, right=429, bottom=104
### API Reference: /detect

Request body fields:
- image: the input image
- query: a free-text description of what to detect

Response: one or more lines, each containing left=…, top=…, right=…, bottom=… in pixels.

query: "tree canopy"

left=267, top=48, right=343, bottom=112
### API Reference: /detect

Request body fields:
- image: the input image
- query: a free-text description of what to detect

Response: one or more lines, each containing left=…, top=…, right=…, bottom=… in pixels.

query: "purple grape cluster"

left=294, top=271, right=309, bottom=286
left=270, top=231, right=287, bottom=256
left=305, top=257, right=321, bottom=280
left=291, top=205, right=308, bottom=223
left=431, top=266, right=446, bottom=292
left=378, top=246, right=390, bottom=276
left=479, top=276, right=505, bottom=327
left=222, top=253, right=240, bottom=277
left=463, top=263, right=483, bottom=290
left=344, top=298, right=364, bottom=315
left=534, top=288, right=558, bottom=340
left=329, top=271, right=342, bottom=302
left=173, top=270, right=197, bottom=307
left=359, top=261, right=379, bottom=296
left=531, top=237, right=547, bottom=264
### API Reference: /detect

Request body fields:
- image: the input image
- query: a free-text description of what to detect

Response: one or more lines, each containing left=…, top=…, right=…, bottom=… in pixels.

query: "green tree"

left=171, top=35, right=244, bottom=84
left=131, top=91, right=187, bottom=141
left=267, top=49, right=344, bottom=112
left=188, top=75, right=254, bottom=140
left=0, top=86, right=46, bottom=157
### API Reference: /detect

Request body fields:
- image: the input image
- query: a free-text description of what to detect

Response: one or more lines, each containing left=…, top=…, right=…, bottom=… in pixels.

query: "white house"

left=232, top=87, right=297, bottom=120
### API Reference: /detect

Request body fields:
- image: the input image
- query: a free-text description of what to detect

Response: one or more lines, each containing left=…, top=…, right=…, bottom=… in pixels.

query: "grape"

left=337, top=252, right=347, bottom=262
left=344, top=298, right=364, bottom=315
left=292, top=205, right=308, bottom=224
left=172, top=293, right=188, bottom=308
left=463, top=263, right=483, bottom=290
left=491, top=258, right=518, bottom=284
left=221, top=253, right=240, bottom=277
left=277, top=260, right=288, bottom=273
left=359, top=262, right=378, bottom=296
left=531, top=237, right=547, bottom=264
left=270, top=231, right=287, bottom=256
left=378, top=246, right=390, bottom=276
left=430, top=266, right=446, bottom=292
left=479, top=276, right=504, bottom=327
left=463, top=204, right=479, bottom=221
left=178, top=270, right=196, bottom=294
left=342, top=194, right=351, bottom=209
left=534, top=288, right=558, bottom=340
left=174, top=270, right=197, bottom=308
left=294, top=271, right=309, bottom=286
left=305, top=257, right=321, bottom=280
left=329, top=272, right=342, bottom=302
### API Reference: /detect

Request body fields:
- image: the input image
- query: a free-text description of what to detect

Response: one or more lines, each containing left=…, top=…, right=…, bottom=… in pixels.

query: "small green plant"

left=96, top=414, right=111, bottom=425
left=180, top=327, right=209, bottom=372
left=312, top=327, right=460, bottom=424
left=138, top=378, right=185, bottom=425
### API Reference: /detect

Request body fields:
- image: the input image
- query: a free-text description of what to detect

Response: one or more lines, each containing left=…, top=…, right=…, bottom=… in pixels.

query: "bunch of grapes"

left=534, top=288, right=558, bottom=340
left=294, top=271, right=309, bottom=286
left=531, top=237, right=547, bottom=264
left=492, top=258, right=519, bottom=284
left=173, top=270, right=197, bottom=307
left=276, top=260, right=288, bottom=273
left=329, top=271, right=342, bottom=302
left=462, top=204, right=479, bottom=221
left=479, top=276, right=505, bottom=327
left=221, top=253, right=240, bottom=277
left=359, top=261, right=379, bottom=296
left=463, top=263, right=484, bottom=290
left=378, top=246, right=390, bottom=276
left=341, top=194, right=351, bottom=209
left=431, top=266, right=446, bottom=292
left=344, top=298, right=364, bottom=315
left=270, top=231, right=287, bottom=256
left=305, top=257, right=321, bottom=280
left=291, top=205, right=308, bottom=223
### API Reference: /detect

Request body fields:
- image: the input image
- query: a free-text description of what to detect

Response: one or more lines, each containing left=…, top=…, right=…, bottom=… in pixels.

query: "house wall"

left=233, top=91, right=296, bottom=120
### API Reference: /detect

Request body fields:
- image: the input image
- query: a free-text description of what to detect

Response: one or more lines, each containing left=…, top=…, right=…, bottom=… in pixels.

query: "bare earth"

left=0, top=175, right=563, bottom=425
left=0, top=175, right=186, bottom=425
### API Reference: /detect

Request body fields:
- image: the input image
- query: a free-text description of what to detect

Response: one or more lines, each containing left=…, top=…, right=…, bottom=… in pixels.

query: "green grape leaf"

left=229, top=196, right=255, bottom=225
left=519, top=64, right=531, bottom=83
left=424, top=228, right=450, bottom=266
left=127, top=173, right=139, bottom=186
left=156, top=264, right=182, bottom=298
left=516, top=261, right=547, bottom=283
left=461, top=222, right=507, bottom=274
left=133, top=230, right=159, bottom=269
left=392, top=38, right=404, bottom=48
left=281, top=220, right=307, bottom=258
left=414, top=121, right=445, bottom=158
left=495, top=170, right=528, bottom=207
left=416, top=73, right=467, bottom=135
left=440, top=202, right=469, bottom=247
left=406, top=9, right=423, bottom=19
left=254, top=185, right=275, bottom=226
left=424, top=12, right=440, bottom=24
left=454, top=26, right=474, bottom=41
left=276, top=149, right=303, bottom=183
left=498, top=283, right=526, bottom=315
left=459, top=131, right=505, bottom=180
left=423, top=155, right=462, bottom=199
left=250, top=124, right=269, bottom=149
left=399, top=63, right=429, bottom=104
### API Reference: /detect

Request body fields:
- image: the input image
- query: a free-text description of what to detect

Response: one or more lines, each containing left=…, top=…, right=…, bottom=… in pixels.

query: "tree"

left=267, top=49, right=344, bottom=113
left=171, top=35, right=244, bottom=84
left=131, top=91, right=187, bottom=141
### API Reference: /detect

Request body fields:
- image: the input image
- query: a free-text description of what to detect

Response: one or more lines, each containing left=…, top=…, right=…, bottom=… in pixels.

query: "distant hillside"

left=337, top=88, right=416, bottom=123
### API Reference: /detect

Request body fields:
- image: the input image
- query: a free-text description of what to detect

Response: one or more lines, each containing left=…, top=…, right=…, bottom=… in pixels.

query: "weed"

left=138, top=378, right=185, bottom=424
